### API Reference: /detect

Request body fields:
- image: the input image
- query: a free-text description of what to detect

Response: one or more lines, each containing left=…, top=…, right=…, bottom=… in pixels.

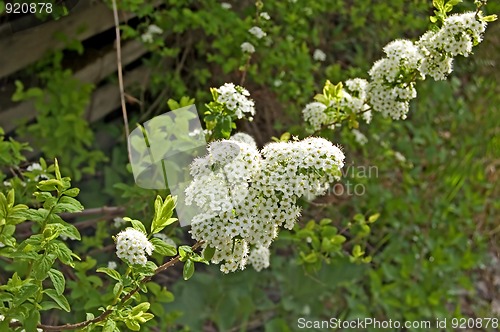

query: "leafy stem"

left=10, top=241, right=204, bottom=331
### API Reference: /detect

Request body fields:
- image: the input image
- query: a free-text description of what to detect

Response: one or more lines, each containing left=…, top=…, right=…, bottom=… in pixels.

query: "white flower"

left=302, top=102, right=328, bottom=132
left=241, top=42, right=255, bottom=54
left=313, top=49, right=326, bottom=62
left=229, top=132, right=257, bottom=149
left=147, top=24, right=163, bottom=35
left=141, top=24, right=163, bottom=43
left=352, top=129, right=368, bottom=146
left=248, top=26, right=267, bottom=39
left=215, top=83, right=255, bottom=119
left=260, top=12, right=271, bottom=20
left=221, top=2, right=232, bottom=9
left=188, top=128, right=202, bottom=137
left=27, top=163, right=42, bottom=171
left=107, top=261, right=118, bottom=270
left=3, top=181, right=10, bottom=187
left=115, top=228, right=154, bottom=265
left=113, top=217, right=126, bottom=228
left=394, top=151, right=406, bottom=162
left=248, top=246, right=270, bottom=271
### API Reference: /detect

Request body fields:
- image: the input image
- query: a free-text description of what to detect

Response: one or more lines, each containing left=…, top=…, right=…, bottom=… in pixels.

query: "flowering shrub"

left=302, top=7, right=496, bottom=131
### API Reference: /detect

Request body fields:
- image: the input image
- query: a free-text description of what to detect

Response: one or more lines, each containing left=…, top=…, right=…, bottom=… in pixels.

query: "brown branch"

left=58, top=206, right=125, bottom=220
left=16, top=241, right=205, bottom=331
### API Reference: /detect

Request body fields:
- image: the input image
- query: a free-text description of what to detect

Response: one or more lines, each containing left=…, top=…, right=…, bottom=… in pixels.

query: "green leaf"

left=33, top=253, right=56, bottom=280
left=183, top=259, right=195, bottom=280
left=151, top=195, right=178, bottom=234
left=125, top=319, right=140, bottom=331
left=96, top=267, right=122, bottom=281
left=37, top=179, right=63, bottom=192
left=48, top=269, right=65, bottom=295
left=25, top=307, right=40, bottom=332
left=54, top=158, right=62, bottom=181
left=178, top=245, right=192, bottom=261
left=352, top=244, right=364, bottom=258
left=53, top=196, right=84, bottom=213
left=60, top=222, right=81, bottom=241
left=7, top=189, right=14, bottom=207
left=167, top=99, right=180, bottom=111
left=45, top=289, right=71, bottom=312
left=63, top=188, right=80, bottom=197
left=481, top=14, right=498, bottom=22
left=331, top=235, right=346, bottom=244
left=14, top=284, right=39, bottom=306
left=150, top=238, right=177, bottom=256
left=102, top=319, right=117, bottom=332
left=368, top=213, right=380, bottom=223
left=203, top=246, right=216, bottom=261
left=124, top=218, right=147, bottom=234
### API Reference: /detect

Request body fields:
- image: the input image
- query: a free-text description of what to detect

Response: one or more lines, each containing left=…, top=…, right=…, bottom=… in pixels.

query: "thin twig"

left=112, top=0, right=132, bottom=163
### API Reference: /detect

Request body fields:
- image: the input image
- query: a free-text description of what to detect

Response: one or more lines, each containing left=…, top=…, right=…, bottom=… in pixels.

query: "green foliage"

left=12, top=64, right=106, bottom=181
left=1, top=0, right=498, bottom=330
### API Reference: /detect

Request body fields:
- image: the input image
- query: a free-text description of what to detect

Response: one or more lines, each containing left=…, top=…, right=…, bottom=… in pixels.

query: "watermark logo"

left=128, top=105, right=210, bottom=226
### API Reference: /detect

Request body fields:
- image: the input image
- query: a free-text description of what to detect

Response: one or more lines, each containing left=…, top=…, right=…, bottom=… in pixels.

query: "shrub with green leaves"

left=0, top=0, right=498, bottom=331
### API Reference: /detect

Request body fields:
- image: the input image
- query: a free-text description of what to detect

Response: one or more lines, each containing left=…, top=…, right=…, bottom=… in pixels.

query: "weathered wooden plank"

left=0, top=0, right=140, bottom=79
left=85, top=65, right=149, bottom=123
left=0, top=40, right=147, bottom=132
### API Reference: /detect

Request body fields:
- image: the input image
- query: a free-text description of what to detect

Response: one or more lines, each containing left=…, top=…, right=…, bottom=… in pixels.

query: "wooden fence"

left=0, top=0, right=152, bottom=133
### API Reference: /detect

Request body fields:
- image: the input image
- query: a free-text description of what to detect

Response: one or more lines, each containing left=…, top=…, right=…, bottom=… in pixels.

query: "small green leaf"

left=124, top=218, right=147, bottom=234
left=203, top=246, right=216, bottom=261
left=352, top=245, right=364, bottom=258
left=45, top=288, right=71, bottom=312
left=481, top=14, right=498, bottom=22
left=178, top=245, right=192, bottom=261
left=48, top=269, right=65, bottom=295
left=331, top=235, right=346, bottom=244
left=63, top=188, right=80, bottom=197
left=125, top=319, right=140, bottom=331
left=102, top=319, right=117, bottom=332
left=54, top=158, right=62, bottom=181
left=96, top=267, right=122, bottom=281
left=33, top=253, right=56, bottom=280
left=368, top=213, right=380, bottom=223
left=7, top=189, right=14, bottom=207
left=183, top=259, right=195, bottom=280
left=150, top=238, right=177, bottom=256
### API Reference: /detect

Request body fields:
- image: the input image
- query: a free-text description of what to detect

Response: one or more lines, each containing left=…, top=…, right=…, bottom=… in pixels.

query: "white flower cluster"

left=313, top=49, right=326, bottom=62
left=418, top=12, right=486, bottom=80
left=141, top=24, right=163, bottom=43
left=248, top=245, right=270, bottom=271
left=302, top=78, right=371, bottom=132
left=367, top=39, right=423, bottom=120
left=26, top=162, right=49, bottom=181
left=186, top=134, right=345, bottom=273
left=241, top=19, right=269, bottom=54
left=301, top=102, right=329, bottom=132
left=115, top=228, right=155, bottom=265
left=302, top=12, right=490, bottom=125
left=241, top=42, right=255, bottom=54
left=249, top=26, right=266, bottom=39
left=216, top=83, right=255, bottom=119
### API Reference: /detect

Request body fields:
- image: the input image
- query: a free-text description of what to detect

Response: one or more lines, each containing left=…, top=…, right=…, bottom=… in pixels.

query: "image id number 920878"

left=5, top=2, right=53, bottom=14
